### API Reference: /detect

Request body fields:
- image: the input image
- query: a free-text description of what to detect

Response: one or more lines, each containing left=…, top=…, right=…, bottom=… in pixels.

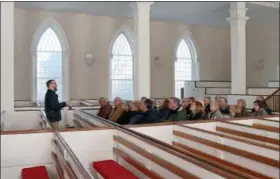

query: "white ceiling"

left=15, top=2, right=279, bottom=28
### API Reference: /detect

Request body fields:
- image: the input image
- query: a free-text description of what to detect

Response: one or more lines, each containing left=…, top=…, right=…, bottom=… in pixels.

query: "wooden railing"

left=264, top=88, right=280, bottom=112
left=40, top=110, right=93, bottom=179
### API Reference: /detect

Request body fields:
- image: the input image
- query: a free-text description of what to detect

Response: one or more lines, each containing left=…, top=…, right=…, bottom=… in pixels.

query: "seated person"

left=207, top=101, right=223, bottom=119
left=162, top=97, right=189, bottom=121
left=218, top=97, right=230, bottom=114
left=185, top=97, right=196, bottom=117
left=236, top=99, right=250, bottom=117
left=229, top=104, right=243, bottom=118
left=131, top=99, right=160, bottom=124
left=158, top=98, right=169, bottom=119
left=108, top=97, right=123, bottom=122
left=214, top=95, right=222, bottom=102
left=140, top=96, right=148, bottom=102
left=128, top=100, right=143, bottom=123
left=117, top=101, right=132, bottom=125
left=190, top=101, right=205, bottom=120
left=251, top=96, right=272, bottom=115
left=252, top=100, right=268, bottom=117
left=97, top=97, right=113, bottom=119
left=203, top=96, right=211, bottom=116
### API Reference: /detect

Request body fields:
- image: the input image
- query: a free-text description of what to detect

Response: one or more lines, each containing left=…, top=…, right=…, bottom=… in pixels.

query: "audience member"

left=109, top=97, right=123, bottom=122
left=136, top=99, right=160, bottom=124
left=214, top=95, right=222, bottom=102
left=252, top=100, right=268, bottom=116
left=218, top=97, right=230, bottom=114
left=190, top=101, right=205, bottom=120
left=207, top=101, right=223, bottom=119
left=158, top=98, right=169, bottom=119
left=185, top=97, right=196, bottom=116
left=236, top=99, right=250, bottom=117
left=229, top=104, right=242, bottom=118
left=203, top=96, right=211, bottom=116
left=252, top=96, right=272, bottom=115
left=97, top=97, right=113, bottom=119
left=140, top=96, right=148, bottom=102
left=162, top=97, right=189, bottom=121
left=117, top=101, right=132, bottom=125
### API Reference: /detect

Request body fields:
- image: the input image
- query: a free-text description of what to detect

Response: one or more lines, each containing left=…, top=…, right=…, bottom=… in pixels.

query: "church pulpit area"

left=1, top=105, right=279, bottom=178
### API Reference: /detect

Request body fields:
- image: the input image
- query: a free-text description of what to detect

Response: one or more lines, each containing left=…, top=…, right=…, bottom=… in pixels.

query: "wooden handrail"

left=173, top=130, right=280, bottom=168
left=114, top=135, right=199, bottom=179
left=177, top=124, right=279, bottom=151
left=264, top=88, right=280, bottom=102
left=252, top=123, right=280, bottom=133
left=216, top=126, right=280, bottom=145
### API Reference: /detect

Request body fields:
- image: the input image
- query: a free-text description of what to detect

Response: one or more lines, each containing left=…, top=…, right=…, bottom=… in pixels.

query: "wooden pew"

left=60, top=127, right=244, bottom=179
left=173, top=124, right=279, bottom=179
left=216, top=121, right=280, bottom=146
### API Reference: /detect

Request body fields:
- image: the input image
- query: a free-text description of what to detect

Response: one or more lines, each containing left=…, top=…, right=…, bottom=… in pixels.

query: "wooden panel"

left=178, top=124, right=279, bottom=151
left=216, top=126, right=280, bottom=146
left=252, top=123, right=280, bottom=133
left=0, top=129, right=53, bottom=135
left=113, top=135, right=199, bottom=179
left=113, top=148, right=163, bottom=179
left=51, top=152, right=64, bottom=179
left=173, top=142, right=273, bottom=179
left=52, top=140, right=78, bottom=179
left=173, top=130, right=280, bottom=168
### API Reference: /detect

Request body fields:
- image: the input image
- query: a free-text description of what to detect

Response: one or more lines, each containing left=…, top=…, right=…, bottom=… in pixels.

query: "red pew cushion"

left=22, top=166, right=49, bottom=179
left=93, top=160, right=138, bottom=179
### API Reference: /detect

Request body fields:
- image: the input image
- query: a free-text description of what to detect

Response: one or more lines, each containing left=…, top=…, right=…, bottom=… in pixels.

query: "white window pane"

left=111, top=80, right=133, bottom=100
left=175, top=39, right=193, bottom=97
left=36, top=28, right=63, bottom=101
left=111, top=33, right=133, bottom=100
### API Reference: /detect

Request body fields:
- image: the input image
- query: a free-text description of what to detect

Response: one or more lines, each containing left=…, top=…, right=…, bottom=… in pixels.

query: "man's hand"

left=66, top=102, right=73, bottom=110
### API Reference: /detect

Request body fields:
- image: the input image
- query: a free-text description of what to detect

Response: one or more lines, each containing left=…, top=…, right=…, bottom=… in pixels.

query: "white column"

left=227, top=2, right=249, bottom=94
left=1, top=2, right=14, bottom=112
left=131, top=2, right=153, bottom=99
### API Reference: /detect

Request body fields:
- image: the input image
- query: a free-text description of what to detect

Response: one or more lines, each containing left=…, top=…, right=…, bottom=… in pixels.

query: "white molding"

left=247, top=2, right=279, bottom=9
left=30, top=17, right=70, bottom=102
left=173, top=29, right=200, bottom=96
left=108, top=25, right=135, bottom=101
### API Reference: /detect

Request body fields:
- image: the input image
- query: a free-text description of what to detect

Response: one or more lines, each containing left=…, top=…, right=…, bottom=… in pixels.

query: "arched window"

left=36, top=28, right=63, bottom=101
left=110, top=33, right=133, bottom=100
left=174, top=39, right=194, bottom=98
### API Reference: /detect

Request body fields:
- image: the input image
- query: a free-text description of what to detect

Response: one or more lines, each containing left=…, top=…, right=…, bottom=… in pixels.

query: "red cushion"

left=93, top=160, right=138, bottom=179
left=22, top=166, right=49, bottom=179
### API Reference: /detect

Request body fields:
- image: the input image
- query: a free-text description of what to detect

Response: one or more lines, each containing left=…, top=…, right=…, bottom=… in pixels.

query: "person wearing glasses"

left=44, top=79, right=71, bottom=129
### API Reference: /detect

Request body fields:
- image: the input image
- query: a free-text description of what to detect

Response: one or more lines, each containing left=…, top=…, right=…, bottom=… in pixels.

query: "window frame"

left=174, top=31, right=199, bottom=98
left=31, top=17, right=70, bottom=103
left=108, top=25, right=135, bottom=101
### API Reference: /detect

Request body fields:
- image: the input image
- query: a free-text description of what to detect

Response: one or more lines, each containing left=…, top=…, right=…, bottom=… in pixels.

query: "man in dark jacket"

left=138, top=99, right=160, bottom=124
left=44, top=79, right=70, bottom=129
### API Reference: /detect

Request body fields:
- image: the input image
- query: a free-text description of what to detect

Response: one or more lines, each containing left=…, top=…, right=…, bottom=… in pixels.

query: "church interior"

left=1, top=1, right=279, bottom=179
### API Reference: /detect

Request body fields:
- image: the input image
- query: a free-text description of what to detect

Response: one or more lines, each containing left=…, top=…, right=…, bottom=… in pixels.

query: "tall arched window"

left=36, top=28, right=63, bottom=101
left=174, top=39, right=193, bottom=98
left=110, top=33, right=133, bottom=100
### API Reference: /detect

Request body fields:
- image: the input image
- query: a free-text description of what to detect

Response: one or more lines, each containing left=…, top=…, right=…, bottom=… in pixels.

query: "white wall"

left=1, top=132, right=56, bottom=179
left=1, top=2, right=14, bottom=112
left=14, top=8, right=231, bottom=100
left=246, top=24, right=279, bottom=87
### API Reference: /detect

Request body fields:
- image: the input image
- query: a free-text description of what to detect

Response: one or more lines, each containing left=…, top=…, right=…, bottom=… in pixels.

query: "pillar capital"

left=129, top=2, right=154, bottom=10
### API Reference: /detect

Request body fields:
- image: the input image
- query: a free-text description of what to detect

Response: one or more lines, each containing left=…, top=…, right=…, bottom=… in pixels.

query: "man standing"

left=44, top=79, right=71, bottom=129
